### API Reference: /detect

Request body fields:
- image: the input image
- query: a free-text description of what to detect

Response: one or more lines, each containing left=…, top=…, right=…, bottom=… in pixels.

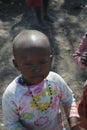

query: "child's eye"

left=25, top=63, right=32, bottom=66
left=23, top=63, right=32, bottom=68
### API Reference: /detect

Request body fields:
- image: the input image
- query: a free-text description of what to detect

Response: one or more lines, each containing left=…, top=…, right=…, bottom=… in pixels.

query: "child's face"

left=13, top=47, right=52, bottom=85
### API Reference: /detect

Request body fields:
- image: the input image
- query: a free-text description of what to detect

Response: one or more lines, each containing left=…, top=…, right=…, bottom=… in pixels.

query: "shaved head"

left=13, top=30, right=51, bottom=58
left=12, top=30, right=52, bottom=85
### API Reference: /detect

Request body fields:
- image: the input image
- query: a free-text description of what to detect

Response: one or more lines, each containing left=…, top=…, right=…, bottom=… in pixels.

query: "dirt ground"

left=0, top=0, right=87, bottom=129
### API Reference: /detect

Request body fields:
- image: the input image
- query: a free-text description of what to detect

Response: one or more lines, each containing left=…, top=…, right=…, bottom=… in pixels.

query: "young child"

left=2, top=30, right=80, bottom=130
left=25, top=0, right=53, bottom=25
left=73, top=32, right=87, bottom=129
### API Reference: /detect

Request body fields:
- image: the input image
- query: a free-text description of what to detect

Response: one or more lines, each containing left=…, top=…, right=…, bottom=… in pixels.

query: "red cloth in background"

left=77, top=81, right=87, bottom=129
left=25, top=0, right=43, bottom=7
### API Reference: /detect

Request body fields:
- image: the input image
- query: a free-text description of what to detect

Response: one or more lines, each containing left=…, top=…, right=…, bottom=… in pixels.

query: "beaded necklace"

left=19, top=76, right=53, bottom=112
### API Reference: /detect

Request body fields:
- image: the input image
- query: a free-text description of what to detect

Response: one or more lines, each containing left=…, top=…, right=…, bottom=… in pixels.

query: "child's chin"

left=32, top=79, right=43, bottom=85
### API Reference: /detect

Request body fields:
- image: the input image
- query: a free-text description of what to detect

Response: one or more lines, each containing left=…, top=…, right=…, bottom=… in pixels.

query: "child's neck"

left=19, top=76, right=34, bottom=86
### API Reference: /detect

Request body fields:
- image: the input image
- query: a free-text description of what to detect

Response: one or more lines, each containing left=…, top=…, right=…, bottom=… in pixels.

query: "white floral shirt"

left=2, top=71, right=79, bottom=130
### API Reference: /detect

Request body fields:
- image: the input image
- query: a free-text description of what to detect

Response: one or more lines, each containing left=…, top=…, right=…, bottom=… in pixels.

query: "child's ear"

left=50, top=54, right=53, bottom=62
left=12, top=59, right=19, bottom=70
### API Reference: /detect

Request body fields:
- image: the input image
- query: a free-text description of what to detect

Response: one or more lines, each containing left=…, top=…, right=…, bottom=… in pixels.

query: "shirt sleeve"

left=58, top=76, right=79, bottom=119
left=2, top=92, right=27, bottom=130
left=73, top=35, right=87, bottom=68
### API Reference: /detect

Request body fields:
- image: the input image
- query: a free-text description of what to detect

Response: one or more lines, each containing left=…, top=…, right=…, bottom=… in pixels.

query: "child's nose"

left=35, top=68, right=41, bottom=72
left=31, top=66, right=41, bottom=72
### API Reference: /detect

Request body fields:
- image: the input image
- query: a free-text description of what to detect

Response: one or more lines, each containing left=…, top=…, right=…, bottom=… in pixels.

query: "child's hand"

left=69, top=117, right=85, bottom=130
left=81, top=52, right=87, bottom=66
left=69, top=117, right=80, bottom=129
left=71, top=125, right=84, bottom=130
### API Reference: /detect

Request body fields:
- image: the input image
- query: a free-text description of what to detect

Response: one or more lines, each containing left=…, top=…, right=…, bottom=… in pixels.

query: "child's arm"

left=2, top=93, right=28, bottom=130
left=48, top=72, right=82, bottom=129
left=59, top=78, right=81, bottom=130
left=73, top=33, right=87, bottom=68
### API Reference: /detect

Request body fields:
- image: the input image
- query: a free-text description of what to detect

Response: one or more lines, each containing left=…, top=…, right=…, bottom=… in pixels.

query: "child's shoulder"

left=48, top=71, right=60, bottom=77
left=47, top=71, right=64, bottom=83
left=47, top=71, right=68, bottom=91
left=3, top=75, right=26, bottom=98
